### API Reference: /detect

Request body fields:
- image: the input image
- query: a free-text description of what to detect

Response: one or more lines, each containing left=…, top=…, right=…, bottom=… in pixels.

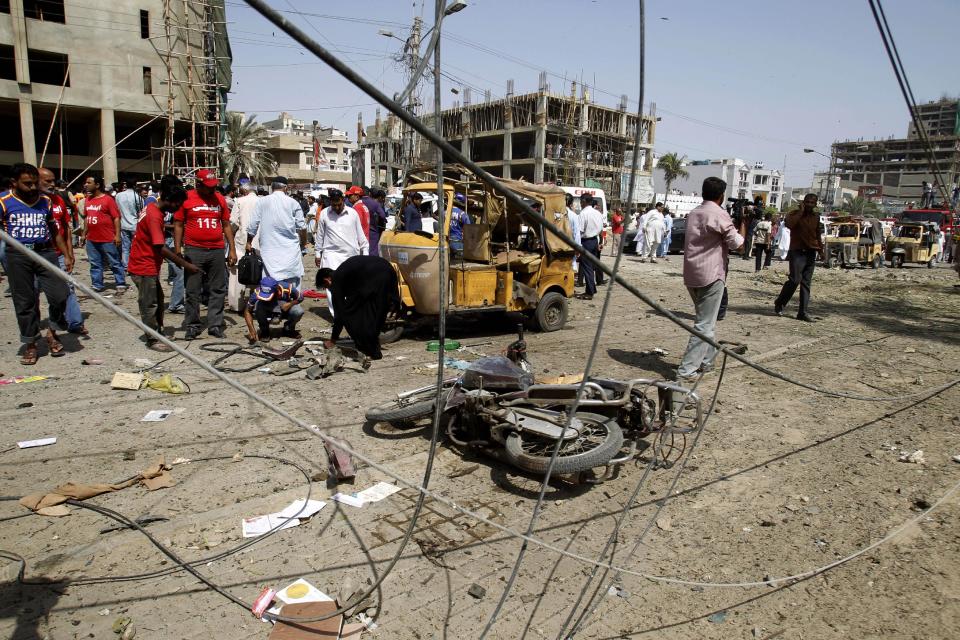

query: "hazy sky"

left=225, top=0, right=960, bottom=187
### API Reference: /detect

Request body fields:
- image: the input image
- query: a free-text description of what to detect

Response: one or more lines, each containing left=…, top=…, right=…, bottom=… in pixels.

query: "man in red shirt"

left=346, top=186, right=370, bottom=241
left=129, top=176, right=200, bottom=352
left=40, top=168, right=87, bottom=335
left=173, top=169, right=237, bottom=339
left=610, top=208, right=624, bottom=256
left=82, top=174, right=126, bottom=293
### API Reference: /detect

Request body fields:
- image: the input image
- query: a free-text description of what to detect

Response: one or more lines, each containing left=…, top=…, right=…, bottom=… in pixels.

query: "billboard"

left=858, top=185, right=883, bottom=200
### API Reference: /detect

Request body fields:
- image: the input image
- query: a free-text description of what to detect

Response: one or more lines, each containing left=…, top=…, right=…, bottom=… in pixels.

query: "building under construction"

left=832, top=97, right=959, bottom=204
left=0, top=0, right=231, bottom=183
left=362, top=76, right=656, bottom=205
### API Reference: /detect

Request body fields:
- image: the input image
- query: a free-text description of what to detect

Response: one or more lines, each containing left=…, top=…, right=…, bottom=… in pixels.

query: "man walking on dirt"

left=676, top=177, right=743, bottom=381
left=774, top=193, right=822, bottom=322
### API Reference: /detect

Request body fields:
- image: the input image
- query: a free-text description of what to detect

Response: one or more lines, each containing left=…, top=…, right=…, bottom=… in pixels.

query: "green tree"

left=840, top=194, right=880, bottom=217
left=221, top=112, right=276, bottom=185
left=658, top=152, right=689, bottom=198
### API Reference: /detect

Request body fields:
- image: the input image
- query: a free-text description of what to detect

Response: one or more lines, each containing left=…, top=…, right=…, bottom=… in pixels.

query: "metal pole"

left=428, top=0, right=448, bottom=502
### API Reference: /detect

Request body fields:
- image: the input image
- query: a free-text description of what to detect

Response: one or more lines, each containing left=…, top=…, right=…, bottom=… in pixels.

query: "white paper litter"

left=357, top=482, right=401, bottom=504
left=241, top=499, right=327, bottom=538
left=141, top=409, right=173, bottom=422
left=17, top=437, right=57, bottom=449
left=331, top=492, right=366, bottom=508
left=275, top=499, right=327, bottom=520
left=241, top=514, right=300, bottom=538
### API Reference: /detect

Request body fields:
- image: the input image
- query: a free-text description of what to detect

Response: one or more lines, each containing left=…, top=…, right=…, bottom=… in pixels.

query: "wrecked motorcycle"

left=365, top=354, right=703, bottom=480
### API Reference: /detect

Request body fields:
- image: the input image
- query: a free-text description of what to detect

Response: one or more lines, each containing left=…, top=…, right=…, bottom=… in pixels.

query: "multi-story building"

left=260, top=112, right=355, bottom=185
left=0, top=0, right=231, bottom=183
left=832, top=97, right=960, bottom=204
left=359, top=77, right=657, bottom=204
left=653, top=157, right=785, bottom=209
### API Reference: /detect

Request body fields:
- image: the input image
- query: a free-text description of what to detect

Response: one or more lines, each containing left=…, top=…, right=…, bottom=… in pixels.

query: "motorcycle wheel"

left=365, top=387, right=448, bottom=423
left=503, top=411, right=624, bottom=475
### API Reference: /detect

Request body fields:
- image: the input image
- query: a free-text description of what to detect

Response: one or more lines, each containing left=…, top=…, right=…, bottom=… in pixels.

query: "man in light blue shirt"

left=246, top=176, right=307, bottom=288
left=115, top=178, right=143, bottom=268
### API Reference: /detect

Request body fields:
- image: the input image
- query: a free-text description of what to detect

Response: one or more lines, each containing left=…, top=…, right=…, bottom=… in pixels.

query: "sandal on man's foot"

left=20, top=343, right=38, bottom=366
left=45, top=333, right=65, bottom=357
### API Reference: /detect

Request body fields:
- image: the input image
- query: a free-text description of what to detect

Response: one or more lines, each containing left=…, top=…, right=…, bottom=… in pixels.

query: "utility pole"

left=312, top=119, right=319, bottom=187
left=402, top=16, right=423, bottom=180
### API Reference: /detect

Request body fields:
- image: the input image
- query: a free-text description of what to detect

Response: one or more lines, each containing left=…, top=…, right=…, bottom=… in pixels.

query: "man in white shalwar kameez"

left=246, top=177, right=306, bottom=287
left=635, top=202, right=663, bottom=256
left=774, top=220, right=791, bottom=260
left=314, top=189, right=368, bottom=317
left=642, top=207, right=665, bottom=262
left=227, top=183, right=260, bottom=311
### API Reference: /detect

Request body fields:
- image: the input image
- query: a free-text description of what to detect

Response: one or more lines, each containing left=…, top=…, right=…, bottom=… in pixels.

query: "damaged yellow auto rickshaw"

left=886, top=221, right=941, bottom=268
left=377, top=170, right=575, bottom=341
left=823, top=216, right=884, bottom=269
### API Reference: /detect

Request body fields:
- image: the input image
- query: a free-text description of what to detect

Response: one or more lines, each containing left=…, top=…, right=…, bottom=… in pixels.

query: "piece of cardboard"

left=340, top=622, right=365, bottom=638
left=268, top=601, right=341, bottom=639
left=111, top=372, right=143, bottom=390
left=462, top=224, right=492, bottom=262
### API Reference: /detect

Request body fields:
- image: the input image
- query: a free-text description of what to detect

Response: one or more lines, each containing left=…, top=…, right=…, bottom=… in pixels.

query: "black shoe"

left=796, top=314, right=815, bottom=323
left=774, top=302, right=784, bottom=316
left=184, top=328, right=201, bottom=340
left=578, top=294, right=593, bottom=301
left=208, top=327, right=225, bottom=339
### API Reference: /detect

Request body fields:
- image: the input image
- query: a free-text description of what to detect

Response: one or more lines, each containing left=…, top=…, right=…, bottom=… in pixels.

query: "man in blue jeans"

left=676, top=177, right=744, bottom=381
left=774, top=193, right=822, bottom=322
left=116, top=178, right=143, bottom=268
left=40, top=167, right=86, bottom=334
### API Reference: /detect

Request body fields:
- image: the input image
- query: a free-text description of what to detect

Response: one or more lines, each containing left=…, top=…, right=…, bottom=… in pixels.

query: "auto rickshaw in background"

left=886, top=221, right=941, bottom=268
left=377, top=167, right=575, bottom=341
left=823, top=216, right=884, bottom=269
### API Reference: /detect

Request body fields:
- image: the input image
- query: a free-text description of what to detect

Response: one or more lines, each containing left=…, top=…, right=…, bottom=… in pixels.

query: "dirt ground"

left=1, top=249, right=959, bottom=640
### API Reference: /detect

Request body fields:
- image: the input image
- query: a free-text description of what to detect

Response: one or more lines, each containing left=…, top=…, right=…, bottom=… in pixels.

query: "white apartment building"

left=653, top=157, right=785, bottom=208
left=260, top=112, right=356, bottom=183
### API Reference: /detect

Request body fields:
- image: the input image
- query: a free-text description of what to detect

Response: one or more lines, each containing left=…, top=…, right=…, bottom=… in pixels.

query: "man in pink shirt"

left=677, top=177, right=744, bottom=380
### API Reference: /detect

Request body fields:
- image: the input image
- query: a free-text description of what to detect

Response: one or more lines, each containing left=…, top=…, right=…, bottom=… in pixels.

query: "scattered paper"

left=18, top=437, right=57, bottom=449
left=275, top=499, right=327, bottom=520
left=141, top=410, right=173, bottom=422
left=242, top=499, right=327, bottom=538
left=332, top=483, right=401, bottom=509
left=111, top=372, right=143, bottom=390
left=357, top=482, right=401, bottom=504
left=242, top=514, right=300, bottom=538
left=331, top=492, right=365, bottom=508
left=0, top=375, right=50, bottom=386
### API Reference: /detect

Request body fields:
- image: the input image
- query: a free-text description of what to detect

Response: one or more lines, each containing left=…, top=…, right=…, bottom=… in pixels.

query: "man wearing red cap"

left=173, top=169, right=237, bottom=339
left=345, top=186, right=370, bottom=242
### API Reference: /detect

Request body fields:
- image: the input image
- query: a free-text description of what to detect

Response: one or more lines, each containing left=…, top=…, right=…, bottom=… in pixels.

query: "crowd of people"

left=1, top=164, right=955, bottom=384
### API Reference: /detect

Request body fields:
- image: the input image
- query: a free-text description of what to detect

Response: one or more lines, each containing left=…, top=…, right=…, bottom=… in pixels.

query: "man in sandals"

left=0, top=163, right=72, bottom=365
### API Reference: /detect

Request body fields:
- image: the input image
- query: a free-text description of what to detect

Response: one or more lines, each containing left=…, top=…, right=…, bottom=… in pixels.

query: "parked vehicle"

left=886, top=221, right=941, bottom=268
left=623, top=216, right=686, bottom=255
left=823, top=217, right=884, bottom=269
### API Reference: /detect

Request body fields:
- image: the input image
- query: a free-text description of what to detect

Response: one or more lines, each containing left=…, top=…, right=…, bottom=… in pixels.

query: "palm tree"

left=840, top=194, right=880, bottom=217
left=658, top=152, right=689, bottom=199
left=221, top=112, right=276, bottom=185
